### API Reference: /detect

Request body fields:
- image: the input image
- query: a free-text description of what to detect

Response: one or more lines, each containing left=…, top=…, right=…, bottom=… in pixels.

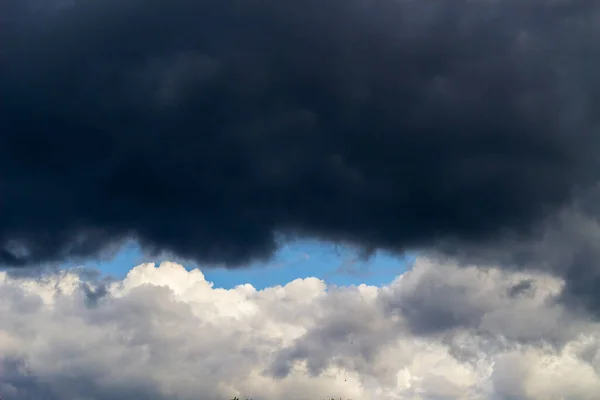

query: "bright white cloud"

left=1, top=258, right=599, bottom=400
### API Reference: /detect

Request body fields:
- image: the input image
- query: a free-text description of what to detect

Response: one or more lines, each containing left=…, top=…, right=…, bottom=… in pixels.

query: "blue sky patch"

left=74, top=241, right=416, bottom=289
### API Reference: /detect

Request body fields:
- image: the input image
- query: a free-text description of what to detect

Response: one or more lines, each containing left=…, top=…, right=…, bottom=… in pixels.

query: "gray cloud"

left=380, top=259, right=592, bottom=346
left=2, top=0, right=600, bottom=278
left=432, top=206, right=600, bottom=315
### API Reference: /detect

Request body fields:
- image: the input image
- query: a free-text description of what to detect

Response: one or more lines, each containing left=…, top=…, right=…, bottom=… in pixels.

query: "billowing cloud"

left=1, top=259, right=599, bottom=400
left=3, top=0, right=600, bottom=273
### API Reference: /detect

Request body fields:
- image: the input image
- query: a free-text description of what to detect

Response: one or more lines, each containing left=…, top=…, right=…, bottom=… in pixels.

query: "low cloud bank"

left=1, top=258, right=599, bottom=400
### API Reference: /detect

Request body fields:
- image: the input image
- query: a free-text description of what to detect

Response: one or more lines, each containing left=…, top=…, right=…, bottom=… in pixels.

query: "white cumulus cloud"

left=1, top=258, right=599, bottom=400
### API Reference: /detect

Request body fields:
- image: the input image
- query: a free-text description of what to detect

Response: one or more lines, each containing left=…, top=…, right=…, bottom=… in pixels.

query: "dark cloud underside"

left=2, top=0, right=600, bottom=269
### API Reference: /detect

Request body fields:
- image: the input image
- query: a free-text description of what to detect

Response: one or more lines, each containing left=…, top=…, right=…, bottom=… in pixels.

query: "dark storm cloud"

left=2, top=0, right=600, bottom=268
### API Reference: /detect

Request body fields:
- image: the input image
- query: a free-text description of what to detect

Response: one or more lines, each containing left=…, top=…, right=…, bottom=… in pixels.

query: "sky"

left=67, top=241, right=416, bottom=289
left=4, top=0, right=600, bottom=399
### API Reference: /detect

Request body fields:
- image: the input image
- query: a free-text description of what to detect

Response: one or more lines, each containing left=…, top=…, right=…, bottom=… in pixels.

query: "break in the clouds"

left=1, top=258, right=600, bottom=400
left=3, top=0, right=600, bottom=269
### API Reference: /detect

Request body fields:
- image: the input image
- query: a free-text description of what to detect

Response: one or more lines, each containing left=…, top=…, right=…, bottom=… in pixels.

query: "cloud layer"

left=1, top=259, right=599, bottom=400
left=3, top=0, right=600, bottom=269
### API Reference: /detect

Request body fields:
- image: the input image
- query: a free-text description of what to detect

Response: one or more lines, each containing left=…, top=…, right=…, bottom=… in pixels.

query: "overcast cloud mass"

left=1, top=259, right=600, bottom=400
left=3, top=0, right=600, bottom=269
